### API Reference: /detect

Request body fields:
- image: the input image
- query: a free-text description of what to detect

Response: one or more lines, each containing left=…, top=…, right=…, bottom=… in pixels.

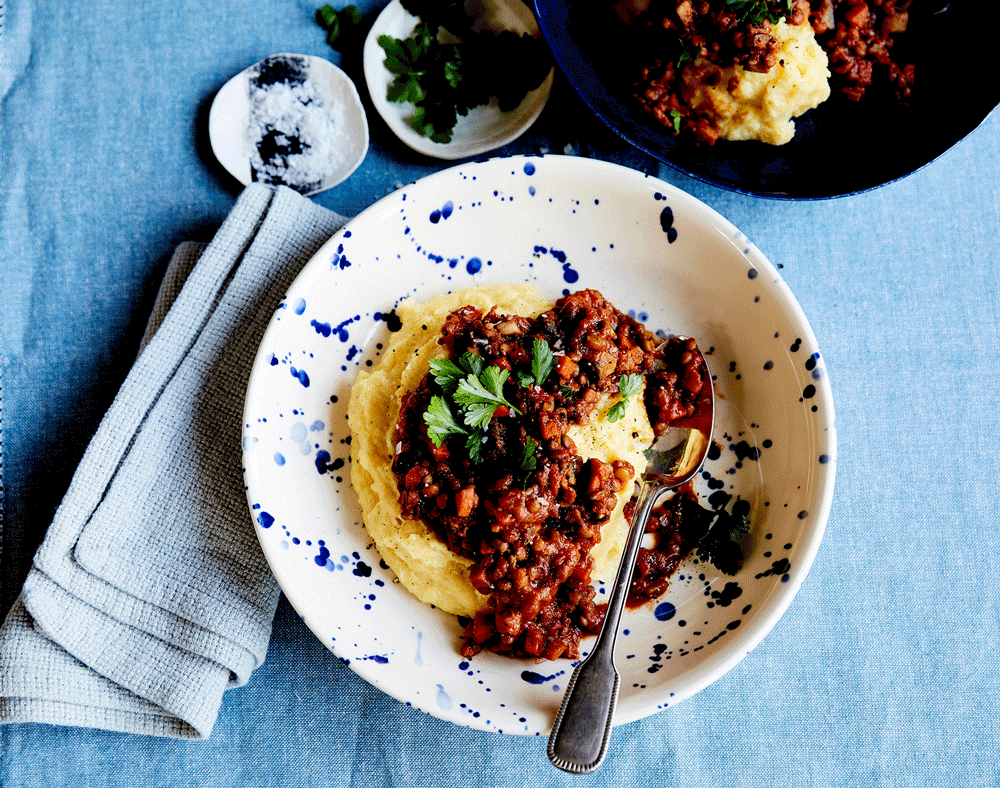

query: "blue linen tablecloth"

left=1, top=0, right=998, bottom=785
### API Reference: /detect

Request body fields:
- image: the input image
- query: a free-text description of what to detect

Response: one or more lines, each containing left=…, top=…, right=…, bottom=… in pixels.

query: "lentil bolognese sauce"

left=391, top=289, right=733, bottom=661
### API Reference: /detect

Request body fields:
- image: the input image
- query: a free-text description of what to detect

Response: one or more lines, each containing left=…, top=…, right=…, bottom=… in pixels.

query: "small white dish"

left=209, top=53, right=369, bottom=196
left=242, top=155, right=837, bottom=736
left=362, top=0, right=554, bottom=160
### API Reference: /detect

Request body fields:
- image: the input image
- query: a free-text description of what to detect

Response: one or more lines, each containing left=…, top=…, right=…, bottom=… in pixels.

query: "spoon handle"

left=547, top=478, right=665, bottom=773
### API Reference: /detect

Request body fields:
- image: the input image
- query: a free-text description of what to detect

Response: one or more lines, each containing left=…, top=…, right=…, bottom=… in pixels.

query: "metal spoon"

left=547, top=341, right=715, bottom=774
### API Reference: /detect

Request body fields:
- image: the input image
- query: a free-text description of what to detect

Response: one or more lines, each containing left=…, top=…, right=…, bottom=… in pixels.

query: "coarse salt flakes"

left=248, top=54, right=349, bottom=194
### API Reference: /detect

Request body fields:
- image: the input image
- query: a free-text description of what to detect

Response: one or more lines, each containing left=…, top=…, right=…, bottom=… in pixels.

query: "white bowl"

left=363, top=0, right=554, bottom=160
left=209, top=53, right=369, bottom=195
left=242, top=155, right=837, bottom=736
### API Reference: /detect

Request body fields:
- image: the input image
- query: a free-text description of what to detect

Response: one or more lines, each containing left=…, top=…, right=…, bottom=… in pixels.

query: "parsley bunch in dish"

left=378, top=0, right=550, bottom=143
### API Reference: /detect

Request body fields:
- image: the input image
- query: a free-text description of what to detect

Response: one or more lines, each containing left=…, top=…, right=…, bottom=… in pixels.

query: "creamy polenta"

left=682, top=19, right=830, bottom=145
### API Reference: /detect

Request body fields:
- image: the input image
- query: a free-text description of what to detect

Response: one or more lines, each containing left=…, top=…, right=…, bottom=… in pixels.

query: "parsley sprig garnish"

left=423, top=353, right=521, bottom=461
left=607, top=373, right=643, bottom=423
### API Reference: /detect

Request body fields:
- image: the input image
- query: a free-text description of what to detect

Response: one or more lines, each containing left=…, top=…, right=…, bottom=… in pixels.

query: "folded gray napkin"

left=0, top=184, right=348, bottom=738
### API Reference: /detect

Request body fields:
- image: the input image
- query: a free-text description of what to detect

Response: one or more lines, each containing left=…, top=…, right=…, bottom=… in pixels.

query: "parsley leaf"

left=454, top=366, right=521, bottom=419
left=675, top=38, right=701, bottom=69
left=316, top=4, right=362, bottom=49
left=429, top=358, right=466, bottom=393
left=463, top=401, right=500, bottom=430
left=607, top=373, right=644, bottom=423
left=465, top=430, right=488, bottom=464
left=316, top=4, right=338, bottom=28
left=620, top=373, right=643, bottom=400
left=531, top=338, right=555, bottom=386
left=520, top=435, right=537, bottom=487
left=379, top=34, right=416, bottom=77
left=669, top=109, right=682, bottom=134
left=423, top=395, right=468, bottom=446
left=454, top=366, right=504, bottom=405
left=444, top=58, right=463, bottom=90
left=429, top=352, right=487, bottom=393
left=387, top=75, right=425, bottom=105
left=459, top=351, right=483, bottom=376
left=520, top=435, right=537, bottom=472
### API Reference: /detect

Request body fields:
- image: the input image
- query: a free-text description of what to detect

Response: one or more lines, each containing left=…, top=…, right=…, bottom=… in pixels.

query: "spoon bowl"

left=547, top=339, right=714, bottom=773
